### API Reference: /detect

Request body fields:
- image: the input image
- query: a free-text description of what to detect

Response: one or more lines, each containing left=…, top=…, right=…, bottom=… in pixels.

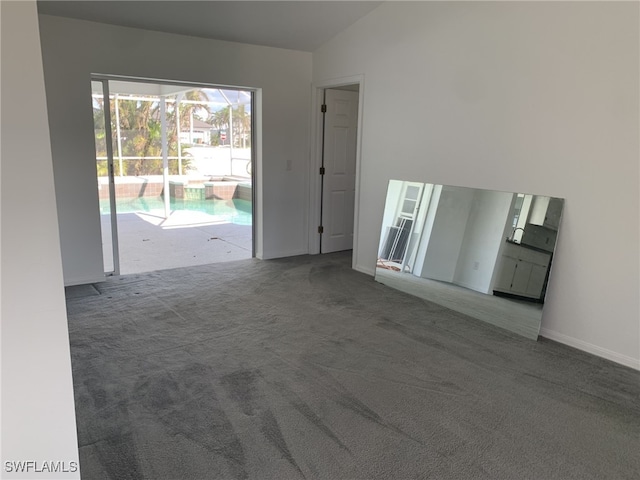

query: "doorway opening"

left=316, top=83, right=360, bottom=255
left=91, top=77, right=255, bottom=275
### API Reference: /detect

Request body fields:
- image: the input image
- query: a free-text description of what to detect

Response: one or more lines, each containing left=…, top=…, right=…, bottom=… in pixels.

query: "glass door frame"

left=92, top=74, right=257, bottom=274
left=93, top=77, right=121, bottom=275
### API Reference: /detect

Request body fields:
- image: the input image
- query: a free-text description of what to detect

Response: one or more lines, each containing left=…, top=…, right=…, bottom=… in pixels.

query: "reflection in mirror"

left=375, top=180, right=564, bottom=340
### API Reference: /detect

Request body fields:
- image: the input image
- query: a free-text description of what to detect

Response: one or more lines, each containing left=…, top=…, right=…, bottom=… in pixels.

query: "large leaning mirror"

left=375, top=180, right=564, bottom=340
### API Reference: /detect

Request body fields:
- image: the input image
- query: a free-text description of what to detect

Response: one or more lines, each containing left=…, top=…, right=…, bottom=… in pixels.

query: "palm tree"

left=232, top=104, right=251, bottom=148
left=211, top=107, right=230, bottom=145
left=115, top=98, right=163, bottom=175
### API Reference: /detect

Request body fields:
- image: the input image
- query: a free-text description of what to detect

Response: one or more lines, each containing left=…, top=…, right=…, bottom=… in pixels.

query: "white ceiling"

left=37, top=1, right=384, bottom=52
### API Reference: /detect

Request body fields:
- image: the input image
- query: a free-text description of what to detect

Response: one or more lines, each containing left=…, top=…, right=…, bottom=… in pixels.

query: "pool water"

left=100, top=197, right=252, bottom=226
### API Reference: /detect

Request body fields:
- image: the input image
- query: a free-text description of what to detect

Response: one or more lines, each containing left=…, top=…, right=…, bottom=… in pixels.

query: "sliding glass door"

left=91, top=77, right=255, bottom=276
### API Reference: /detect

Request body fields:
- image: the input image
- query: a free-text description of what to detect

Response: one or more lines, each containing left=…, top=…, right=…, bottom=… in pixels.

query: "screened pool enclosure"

left=91, top=78, right=254, bottom=275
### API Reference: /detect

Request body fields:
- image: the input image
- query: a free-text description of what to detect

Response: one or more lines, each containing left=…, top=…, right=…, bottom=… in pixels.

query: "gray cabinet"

left=543, top=197, right=563, bottom=230
left=495, top=256, right=518, bottom=292
left=529, top=196, right=563, bottom=231
left=494, top=243, right=551, bottom=300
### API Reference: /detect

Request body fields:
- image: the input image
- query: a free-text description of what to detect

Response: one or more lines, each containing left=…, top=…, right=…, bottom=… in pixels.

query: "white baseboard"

left=259, top=249, right=309, bottom=261
left=64, top=274, right=106, bottom=287
left=539, top=327, right=640, bottom=371
left=354, top=264, right=375, bottom=276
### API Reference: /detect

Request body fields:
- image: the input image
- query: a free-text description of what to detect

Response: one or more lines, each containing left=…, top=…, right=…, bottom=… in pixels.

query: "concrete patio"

left=102, top=208, right=252, bottom=275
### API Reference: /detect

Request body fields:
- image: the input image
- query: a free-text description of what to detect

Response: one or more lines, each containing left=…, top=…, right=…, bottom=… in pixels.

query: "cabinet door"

left=510, top=260, right=533, bottom=295
left=543, top=198, right=563, bottom=230
left=494, top=256, right=517, bottom=291
left=525, top=263, right=548, bottom=298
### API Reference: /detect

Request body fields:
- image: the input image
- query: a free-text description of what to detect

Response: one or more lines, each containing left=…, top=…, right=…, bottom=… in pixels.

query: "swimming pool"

left=100, top=197, right=252, bottom=226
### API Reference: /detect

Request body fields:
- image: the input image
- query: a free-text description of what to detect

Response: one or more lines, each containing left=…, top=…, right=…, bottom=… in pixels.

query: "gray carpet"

left=65, top=252, right=640, bottom=479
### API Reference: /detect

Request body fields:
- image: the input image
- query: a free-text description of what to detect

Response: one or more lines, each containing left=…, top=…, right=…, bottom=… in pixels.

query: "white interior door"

left=321, top=88, right=359, bottom=253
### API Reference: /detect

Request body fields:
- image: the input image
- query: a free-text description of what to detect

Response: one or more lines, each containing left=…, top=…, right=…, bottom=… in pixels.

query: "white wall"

left=313, top=2, right=640, bottom=369
left=37, top=15, right=312, bottom=285
left=419, top=186, right=474, bottom=282
left=453, top=189, right=513, bottom=294
left=1, top=2, right=80, bottom=478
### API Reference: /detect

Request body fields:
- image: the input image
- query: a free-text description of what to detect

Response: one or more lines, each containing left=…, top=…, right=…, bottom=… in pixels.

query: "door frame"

left=308, top=75, right=365, bottom=266
left=93, top=77, right=121, bottom=275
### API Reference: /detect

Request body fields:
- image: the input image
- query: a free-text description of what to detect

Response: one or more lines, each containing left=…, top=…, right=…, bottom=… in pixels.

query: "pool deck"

left=102, top=209, right=252, bottom=275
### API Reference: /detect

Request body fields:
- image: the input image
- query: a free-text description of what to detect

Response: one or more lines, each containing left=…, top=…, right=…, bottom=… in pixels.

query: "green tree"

left=232, top=104, right=251, bottom=148
left=210, top=106, right=230, bottom=145
left=93, top=88, right=254, bottom=176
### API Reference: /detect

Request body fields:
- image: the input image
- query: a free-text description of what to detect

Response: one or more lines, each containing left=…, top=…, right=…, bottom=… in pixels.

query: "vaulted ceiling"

left=37, top=1, right=384, bottom=52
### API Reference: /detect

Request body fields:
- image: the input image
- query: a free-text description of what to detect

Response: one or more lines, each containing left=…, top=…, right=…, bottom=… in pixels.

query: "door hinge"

left=321, top=104, right=327, bottom=113
left=319, top=167, right=325, bottom=175
left=318, top=226, right=324, bottom=234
